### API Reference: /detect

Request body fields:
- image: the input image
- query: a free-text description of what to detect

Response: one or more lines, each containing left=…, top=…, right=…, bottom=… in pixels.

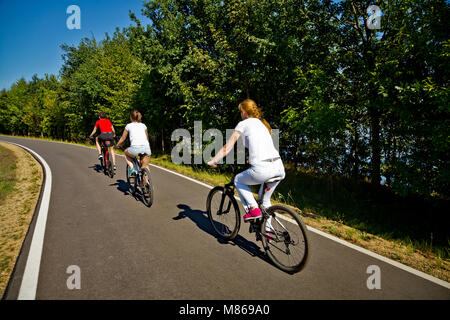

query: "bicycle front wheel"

left=261, top=205, right=309, bottom=273
left=140, top=168, right=154, bottom=207
left=206, top=186, right=240, bottom=241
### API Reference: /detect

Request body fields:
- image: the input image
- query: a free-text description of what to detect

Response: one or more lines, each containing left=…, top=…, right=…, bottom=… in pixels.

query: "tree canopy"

left=1, top=0, right=448, bottom=199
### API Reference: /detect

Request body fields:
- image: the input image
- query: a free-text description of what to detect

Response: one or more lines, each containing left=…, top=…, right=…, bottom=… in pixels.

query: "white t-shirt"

left=125, top=122, right=150, bottom=147
left=234, top=118, right=280, bottom=165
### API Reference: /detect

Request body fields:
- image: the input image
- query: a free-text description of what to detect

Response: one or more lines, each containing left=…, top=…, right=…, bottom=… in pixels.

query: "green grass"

left=274, top=167, right=450, bottom=260
left=150, top=154, right=232, bottom=187
left=149, top=155, right=449, bottom=260
left=0, top=144, right=17, bottom=204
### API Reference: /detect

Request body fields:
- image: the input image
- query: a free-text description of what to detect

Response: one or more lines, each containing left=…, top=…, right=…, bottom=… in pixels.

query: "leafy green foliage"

left=0, top=0, right=448, bottom=201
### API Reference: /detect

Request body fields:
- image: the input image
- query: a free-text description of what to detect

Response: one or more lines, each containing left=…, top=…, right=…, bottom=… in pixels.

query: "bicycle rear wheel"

left=102, top=150, right=108, bottom=175
left=99, top=151, right=105, bottom=172
left=206, top=186, right=240, bottom=241
left=261, top=205, right=309, bottom=273
left=126, top=166, right=136, bottom=196
left=107, top=152, right=114, bottom=178
left=140, top=168, right=154, bottom=207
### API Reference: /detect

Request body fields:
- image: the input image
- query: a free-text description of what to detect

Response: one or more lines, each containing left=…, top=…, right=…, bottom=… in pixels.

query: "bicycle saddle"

left=265, top=176, right=283, bottom=183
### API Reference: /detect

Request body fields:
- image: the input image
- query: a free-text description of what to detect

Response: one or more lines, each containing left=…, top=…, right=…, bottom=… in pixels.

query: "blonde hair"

left=238, top=99, right=272, bottom=133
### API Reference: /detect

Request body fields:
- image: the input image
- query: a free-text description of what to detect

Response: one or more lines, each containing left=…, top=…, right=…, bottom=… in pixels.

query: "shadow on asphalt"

left=110, top=179, right=149, bottom=207
left=89, top=164, right=104, bottom=174
left=173, top=204, right=271, bottom=265
left=110, top=179, right=131, bottom=195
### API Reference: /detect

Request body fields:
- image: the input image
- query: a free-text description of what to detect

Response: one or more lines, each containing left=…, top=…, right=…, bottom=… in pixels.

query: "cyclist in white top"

left=207, top=99, right=285, bottom=222
left=117, top=109, right=152, bottom=177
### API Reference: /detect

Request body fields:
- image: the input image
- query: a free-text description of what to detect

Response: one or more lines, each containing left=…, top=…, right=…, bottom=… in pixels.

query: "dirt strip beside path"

left=0, top=142, right=43, bottom=298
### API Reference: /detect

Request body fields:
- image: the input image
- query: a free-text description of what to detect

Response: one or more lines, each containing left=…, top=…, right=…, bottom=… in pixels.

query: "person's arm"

left=207, top=130, right=241, bottom=168
left=145, top=129, right=149, bottom=142
left=89, top=125, right=97, bottom=138
left=111, top=125, right=116, bottom=138
left=117, top=129, right=128, bottom=147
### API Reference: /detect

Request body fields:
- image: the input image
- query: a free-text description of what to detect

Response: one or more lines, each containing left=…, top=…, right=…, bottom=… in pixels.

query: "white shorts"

left=128, top=145, right=151, bottom=157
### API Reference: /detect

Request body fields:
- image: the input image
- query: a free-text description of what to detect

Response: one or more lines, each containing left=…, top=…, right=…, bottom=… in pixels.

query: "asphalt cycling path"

left=1, top=136, right=449, bottom=300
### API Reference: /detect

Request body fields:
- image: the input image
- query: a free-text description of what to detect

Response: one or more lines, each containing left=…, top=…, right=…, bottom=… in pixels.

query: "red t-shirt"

left=95, top=119, right=113, bottom=133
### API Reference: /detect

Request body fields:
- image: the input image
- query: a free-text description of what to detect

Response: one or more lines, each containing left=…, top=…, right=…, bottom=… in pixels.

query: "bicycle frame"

left=218, top=186, right=235, bottom=216
left=131, top=154, right=149, bottom=185
left=217, top=167, right=239, bottom=216
left=101, top=142, right=110, bottom=167
left=132, top=156, right=142, bottom=184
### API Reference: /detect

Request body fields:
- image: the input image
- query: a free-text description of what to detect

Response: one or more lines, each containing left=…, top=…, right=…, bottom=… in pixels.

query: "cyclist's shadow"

left=174, top=204, right=268, bottom=262
left=109, top=179, right=132, bottom=196
left=89, top=164, right=104, bottom=174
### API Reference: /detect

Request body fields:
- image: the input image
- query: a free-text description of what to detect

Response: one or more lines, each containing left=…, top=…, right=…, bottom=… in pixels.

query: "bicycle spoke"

left=139, top=168, right=154, bottom=207
left=262, top=206, right=309, bottom=273
left=207, top=187, right=240, bottom=240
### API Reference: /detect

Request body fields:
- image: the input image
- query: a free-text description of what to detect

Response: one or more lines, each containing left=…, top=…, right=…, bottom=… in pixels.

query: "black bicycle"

left=206, top=166, right=309, bottom=273
left=126, top=153, right=154, bottom=207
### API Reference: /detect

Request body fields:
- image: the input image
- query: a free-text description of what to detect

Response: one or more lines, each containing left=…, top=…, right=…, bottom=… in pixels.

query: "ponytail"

left=238, top=99, right=272, bottom=134
left=130, top=109, right=140, bottom=122
left=259, top=118, right=272, bottom=134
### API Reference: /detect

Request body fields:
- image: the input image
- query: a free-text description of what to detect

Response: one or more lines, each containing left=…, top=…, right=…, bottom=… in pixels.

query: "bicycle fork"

left=217, top=191, right=232, bottom=216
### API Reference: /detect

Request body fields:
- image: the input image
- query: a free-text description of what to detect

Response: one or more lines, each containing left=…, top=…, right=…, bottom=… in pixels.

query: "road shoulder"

left=0, top=142, right=43, bottom=298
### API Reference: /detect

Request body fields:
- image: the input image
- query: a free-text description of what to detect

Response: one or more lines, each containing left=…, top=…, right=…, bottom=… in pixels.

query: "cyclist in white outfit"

left=117, top=109, right=152, bottom=177
left=207, top=99, right=285, bottom=222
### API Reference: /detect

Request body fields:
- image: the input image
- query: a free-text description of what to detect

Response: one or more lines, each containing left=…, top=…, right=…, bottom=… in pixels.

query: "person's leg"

left=234, top=168, right=259, bottom=211
left=124, top=148, right=135, bottom=170
left=142, top=155, right=150, bottom=169
left=261, top=160, right=286, bottom=208
left=141, top=155, right=151, bottom=185
left=261, top=180, right=281, bottom=208
left=234, top=181, right=258, bottom=211
left=95, top=137, right=102, bottom=155
left=110, top=145, right=116, bottom=167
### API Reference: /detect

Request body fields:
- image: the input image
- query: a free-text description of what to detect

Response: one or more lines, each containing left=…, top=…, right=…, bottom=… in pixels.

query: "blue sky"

left=0, top=0, right=147, bottom=91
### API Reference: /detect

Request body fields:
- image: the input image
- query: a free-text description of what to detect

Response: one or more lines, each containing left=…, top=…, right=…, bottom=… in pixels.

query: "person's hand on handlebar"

left=207, top=160, right=217, bottom=168
left=207, top=131, right=240, bottom=169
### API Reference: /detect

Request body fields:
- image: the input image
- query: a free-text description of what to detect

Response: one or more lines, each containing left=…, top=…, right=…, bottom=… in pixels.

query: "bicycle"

left=206, top=165, right=310, bottom=274
left=124, top=152, right=154, bottom=208
left=90, top=136, right=115, bottom=178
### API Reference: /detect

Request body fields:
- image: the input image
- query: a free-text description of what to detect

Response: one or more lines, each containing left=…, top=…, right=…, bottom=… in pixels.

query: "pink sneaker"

left=243, top=207, right=262, bottom=222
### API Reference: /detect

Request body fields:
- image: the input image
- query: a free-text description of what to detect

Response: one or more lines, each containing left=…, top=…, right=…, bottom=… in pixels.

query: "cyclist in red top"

left=89, top=111, right=117, bottom=170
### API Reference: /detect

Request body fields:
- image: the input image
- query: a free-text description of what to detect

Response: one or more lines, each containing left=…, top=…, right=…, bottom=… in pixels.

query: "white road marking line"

left=6, top=142, right=52, bottom=300
left=3, top=137, right=449, bottom=290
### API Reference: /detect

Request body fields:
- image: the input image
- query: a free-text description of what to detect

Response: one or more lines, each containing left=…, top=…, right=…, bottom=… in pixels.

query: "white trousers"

left=234, top=159, right=285, bottom=210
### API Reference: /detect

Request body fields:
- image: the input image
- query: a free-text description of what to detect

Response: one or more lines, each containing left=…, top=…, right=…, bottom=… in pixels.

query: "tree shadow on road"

left=173, top=204, right=270, bottom=264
